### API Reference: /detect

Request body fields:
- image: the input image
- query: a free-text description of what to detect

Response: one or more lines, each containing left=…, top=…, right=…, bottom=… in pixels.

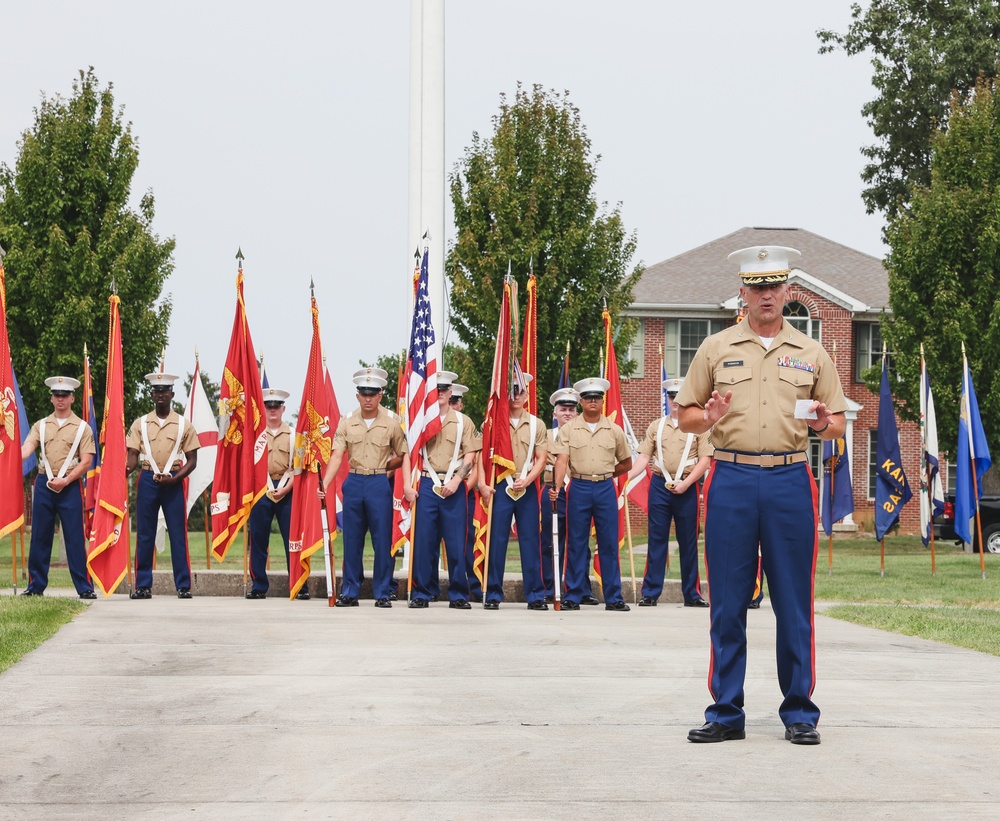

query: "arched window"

left=784, top=300, right=820, bottom=341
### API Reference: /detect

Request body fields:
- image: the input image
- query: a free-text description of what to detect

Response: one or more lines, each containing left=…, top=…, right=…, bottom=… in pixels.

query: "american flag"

left=404, top=248, right=441, bottom=461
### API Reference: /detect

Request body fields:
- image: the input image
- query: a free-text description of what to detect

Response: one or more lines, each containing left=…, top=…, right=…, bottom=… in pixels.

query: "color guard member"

left=550, top=377, right=632, bottom=611
left=477, top=375, right=548, bottom=610
left=627, top=376, right=712, bottom=607
left=449, top=383, right=483, bottom=603
left=402, top=371, right=481, bottom=609
left=20, top=376, right=97, bottom=598
left=246, top=388, right=296, bottom=599
left=126, top=371, right=200, bottom=599
left=322, top=367, right=407, bottom=608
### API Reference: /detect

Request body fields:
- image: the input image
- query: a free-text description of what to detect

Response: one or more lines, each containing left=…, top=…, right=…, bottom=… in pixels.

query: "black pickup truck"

left=933, top=494, right=1000, bottom=553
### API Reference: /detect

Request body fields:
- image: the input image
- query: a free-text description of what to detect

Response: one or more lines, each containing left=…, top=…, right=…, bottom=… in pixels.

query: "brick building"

left=621, top=226, right=923, bottom=535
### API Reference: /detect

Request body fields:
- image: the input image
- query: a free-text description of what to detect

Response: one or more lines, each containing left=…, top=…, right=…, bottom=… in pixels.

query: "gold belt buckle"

left=432, top=484, right=447, bottom=498
left=505, top=486, right=525, bottom=501
left=760, top=454, right=775, bottom=468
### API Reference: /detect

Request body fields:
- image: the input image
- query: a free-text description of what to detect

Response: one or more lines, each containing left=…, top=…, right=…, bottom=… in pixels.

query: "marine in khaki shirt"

left=321, top=368, right=409, bottom=607
left=126, top=372, right=200, bottom=600
left=677, top=245, right=848, bottom=747
left=20, top=376, right=98, bottom=598
left=550, top=414, right=631, bottom=481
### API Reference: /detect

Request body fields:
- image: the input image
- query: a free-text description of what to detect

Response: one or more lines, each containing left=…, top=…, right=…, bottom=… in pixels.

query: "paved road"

left=1, top=593, right=998, bottom=819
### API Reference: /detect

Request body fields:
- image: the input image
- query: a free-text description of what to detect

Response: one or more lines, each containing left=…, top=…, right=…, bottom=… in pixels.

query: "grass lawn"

left=0, top=597, right=86, bottom=674
left=4, top=529, right=999, bottom=658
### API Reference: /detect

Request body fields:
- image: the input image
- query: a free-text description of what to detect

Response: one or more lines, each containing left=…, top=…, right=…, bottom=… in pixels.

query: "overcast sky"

left=1, top=1, right=882, bottom=408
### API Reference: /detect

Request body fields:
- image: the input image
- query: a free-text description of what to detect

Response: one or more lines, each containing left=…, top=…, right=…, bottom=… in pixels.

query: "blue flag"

left=874, top=358, right=912, bottom=540
left=11, top=364, right=34, bottom=476
left=955, top=356, right=992, bottom=545
left=821, top=436, right=854, bottom=536
left=260, top=360, right=270, bottom=391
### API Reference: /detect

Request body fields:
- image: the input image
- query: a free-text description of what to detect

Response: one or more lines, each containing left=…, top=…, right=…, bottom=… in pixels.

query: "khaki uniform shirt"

left=423, top=409, right=481, bottom=474
left=677, top=319, right=848, bottom=453
left=505, top=413, right=548, bottom=476
left=24, top=413, right=96, bottom=475
left=266, top=424, right=293, bottom=481
left=639, top=418, right=713, bottom=479
left=550, top=415, right=630, bottom=475
left=127, top=410, right=201, bottom=472
left=332, top=406, right=409, bottom=470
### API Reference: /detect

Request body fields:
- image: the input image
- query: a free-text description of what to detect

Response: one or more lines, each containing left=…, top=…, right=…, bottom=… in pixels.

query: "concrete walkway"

left=1, top=592, right=998, bottom=820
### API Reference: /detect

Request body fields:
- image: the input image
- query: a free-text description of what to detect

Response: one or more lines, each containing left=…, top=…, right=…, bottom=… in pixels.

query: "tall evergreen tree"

left=0, top=68, right=174, bottom=426
left=447, top=84, right=642, bottom=423
left=818, top=0, right=1000, bottom=219
left=880, top=75, right=1000, bottom=465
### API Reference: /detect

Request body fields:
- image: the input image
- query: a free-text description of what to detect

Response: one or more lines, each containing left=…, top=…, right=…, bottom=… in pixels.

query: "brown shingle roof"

left=631, top=227, right=888, bottom=310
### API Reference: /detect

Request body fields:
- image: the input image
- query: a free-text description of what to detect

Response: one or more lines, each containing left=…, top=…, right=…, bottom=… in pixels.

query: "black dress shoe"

left=785, top=723, right=821, bottom=745
left=580, top=595, right=600, bottom=606
left=748, top=600, right=761, bottom=609
left=449, top=599, right=472, bottom=610
left=560, top=600, right=580, bottom=610
left=543, top=595, right=554, bottom=604
left=130, top=587, right=151, bottom=600
left=79, top=590, right=97, bottom=600
left=483, top=601, right=499, bottom=610
left=388, top=590, right=398, bottom=601
left=374, top=598, right=392, bottom=608
left=296, top=589, right=311, bottom=600
left=177, top=588, right=193, bottom=599
left=335, top=596, right=359, bottom=607
left=20, top=589, right=43, bottom=596
left=408, top=598, right=428, bottom=609
left=605, top=601, right=630, bottom=611
left=245, top=589, right=267, bottom=600
left=684, top=598, right=709, bottom=608
left=430, top=595, right=440, bottom=602
left=638, top=596, right=657, bottom=607
left=687, top=722, right=745, bottom=743
left=527, top=600, right=548, bottom=611
left=470, top=594, right=483, bottom=603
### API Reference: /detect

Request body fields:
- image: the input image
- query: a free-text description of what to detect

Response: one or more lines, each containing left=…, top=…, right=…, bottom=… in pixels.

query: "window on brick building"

left=625, top=319, right=645, bottom=376
left=664, top=318, right=726, bottom=379
left=784, top=301, right=821, bottom=341
left=868, top=429, right=878, bottom=499
left=855, top=322, right=883, bottom=382
left=947, top=457, right=956, bottom=494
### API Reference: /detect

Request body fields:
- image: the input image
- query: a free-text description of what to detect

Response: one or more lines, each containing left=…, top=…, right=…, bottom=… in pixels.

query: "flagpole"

left=921, top=345, right=936, bottom=577
left=203, top=488, right=211, bottom=570
left=406, top=479, right=418, bottom=603
left=9, top=532, right=16, bottom=592
left=827, top=454, right=835, bottom=576
left=19, top=523, right=26, bottom=581
left=623, top=494, right=637, bottom=605
left=242, top=523, right=249, bottom=595
left=481, top=452, right=497, bottom=608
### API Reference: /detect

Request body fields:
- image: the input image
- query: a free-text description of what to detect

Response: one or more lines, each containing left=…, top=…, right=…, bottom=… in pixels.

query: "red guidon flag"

left=0, top=255, right=25, bottom=540
left=287, top=294, right=337, bottom=598
left=211, top=261, right=268, bottom=561
left=86, top=294, right=130, bottom=596
left=598, top=306, right=629, bottom=583
left=470, top=277, right=517, bottom=586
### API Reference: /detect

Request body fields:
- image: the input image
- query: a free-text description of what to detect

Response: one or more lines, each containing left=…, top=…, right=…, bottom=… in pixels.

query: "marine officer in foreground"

left=676, top=245, right=847, bottom=746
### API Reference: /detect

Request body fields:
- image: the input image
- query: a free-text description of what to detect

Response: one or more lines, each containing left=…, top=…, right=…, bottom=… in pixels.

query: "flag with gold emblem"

left=288, top=294, right=337, bottom=598
left=86, top=293, right=130, bottom=596
left=0, top=253, right=25, bottom=540
left=210, top=258, right=268, bottom=561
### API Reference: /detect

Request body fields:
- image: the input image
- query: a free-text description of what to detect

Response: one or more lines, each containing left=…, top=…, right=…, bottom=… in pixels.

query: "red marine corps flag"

left=287, top=290, right=337, bottom=599
left=86, top=291, right=130, bottom=596
left=211, top=251, right=268, bottom=561
left=0, top=248, right=25, bottom=541
left=471, top=275, right=517, bottom=588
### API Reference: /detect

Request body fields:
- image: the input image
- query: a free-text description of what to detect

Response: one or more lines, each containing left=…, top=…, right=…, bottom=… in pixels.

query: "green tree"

left=818, top=0, right=1000, bottom=219
left=0, top=68, right=174, bottom=426
left=173, top=369, right=221, bottom=417
left=878, top=75, right=1000, bottom=467
left=447, top=84, right=642, bottom=423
